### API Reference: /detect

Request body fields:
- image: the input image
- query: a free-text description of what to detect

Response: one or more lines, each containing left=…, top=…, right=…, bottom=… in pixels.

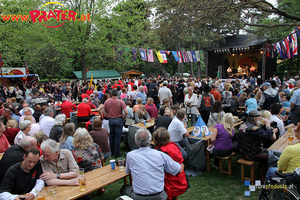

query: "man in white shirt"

left=158, top=81, right=172, bottom=105
left=39, top=107, right=55, bottom=137
left=167, top=109, right=189, bottom=160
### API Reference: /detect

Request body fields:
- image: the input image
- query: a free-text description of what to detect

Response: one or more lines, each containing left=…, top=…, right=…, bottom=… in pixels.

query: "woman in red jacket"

left=153, top=127, right=188, bottom=200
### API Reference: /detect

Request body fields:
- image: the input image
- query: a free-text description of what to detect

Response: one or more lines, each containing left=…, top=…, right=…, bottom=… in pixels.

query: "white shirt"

left=19, top=108, right=34, bottom=116
left=14, top=130, right=27, bottom=145
left=39, top=116, right=55, bottom=137
left=271, top=115, right=285, bottom=136
left=28, top=123, right=41, bottom=137
left=158, top=86, right=172, bottom=105
left=184, top=93, right=199, bottom=115
left=168, top=117, right=187, bottom=142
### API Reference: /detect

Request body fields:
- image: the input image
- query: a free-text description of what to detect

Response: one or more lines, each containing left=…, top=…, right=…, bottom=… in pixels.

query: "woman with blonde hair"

left=59, top=123, right=75, bottom=150
left=134, top=105, right=150, bottom=123
left=3, top=120, right=19, bottom=145
left=132, top=97, right=142, bottom=113
left=211, top=113, right=235, bottom=169
left=72, top=127, right=104, bottom=173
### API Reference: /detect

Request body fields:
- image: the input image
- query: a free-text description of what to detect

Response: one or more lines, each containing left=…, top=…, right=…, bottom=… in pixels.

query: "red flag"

left=266, top=44, right=270, bottom=57
left=87, top=68, right=89, bottom=72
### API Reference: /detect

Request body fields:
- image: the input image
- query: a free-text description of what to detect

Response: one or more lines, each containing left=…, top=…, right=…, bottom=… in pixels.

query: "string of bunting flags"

left=113, top=46, right=205, bottom=63
left=266, top=26, right=300, bottom=60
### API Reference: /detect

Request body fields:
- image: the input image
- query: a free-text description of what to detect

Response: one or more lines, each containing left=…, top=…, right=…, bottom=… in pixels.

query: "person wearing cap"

left=159, top=98, right=171, bottom=116
left=89, top=93, right=100, bottom=108
left=0, top=108, right=17, bottom=126
left=158, top=81, right=173, bottom=106
left=259, top=82, right=280, bottom=111
left=238, top=110, right=276, bottom=181
left=290, top=80, right=300, bottom=125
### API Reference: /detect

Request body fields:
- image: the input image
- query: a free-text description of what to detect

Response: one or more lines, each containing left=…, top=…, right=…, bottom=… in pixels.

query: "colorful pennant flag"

left=272, top=44, right=278, bottom=58
left=191, top=51, right=197, bottom=62
left=279, top=41, right=288, bottom=60
left=172, top=51, right=179, bottom=62
left=199, top=50, right=205, bottom=61
left=191, top=115, right=212, bottom=137
left=289, top=33, right=298, bottom=57
left=124, top=47, right=130, bottom=58
left=266, top=44, right=271, bottom=57
left=177, top=51, right=183, bottom=63
left=195, top=51, right=201, bottom=62
left=89, top=74, right=93, bottom=87
left=132, top=48, right=137, bottom=61
left=295, top=26, right=300, bottom=38
left=139, top=49, right=147, bottom=61
left=186, top=51, right=193, bottom=62
left=115, top=46, right=123, bottom=61
left=165, top=51, right=170, bottom=55
left=147, top=49, right=154, bottom=62
left=156, top=51, right=163, bottom=63
left=25, top=61, right=29, bottom=76
left=160, top=51, right=168, bottom=63
left=182, top=51, right=189, bottom=62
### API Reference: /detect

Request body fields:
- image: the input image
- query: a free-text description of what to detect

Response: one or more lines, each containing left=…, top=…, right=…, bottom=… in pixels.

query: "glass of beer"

left=261, top=117, right=265, bottom=124
left=78, top=168, right=84, bottom=175
left=37, top=190, right=45, bottom=200
left=117, top=158, right=125, bottom=171
left=288, top=131, right=295, bottom=145
left=47, top=186, right=57, bottom=199
left=78, top=175, right=86, bottom=192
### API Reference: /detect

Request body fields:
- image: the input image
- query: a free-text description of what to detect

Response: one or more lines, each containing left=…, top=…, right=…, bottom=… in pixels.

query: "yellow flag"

left=156, top=51, right=163, bottom=63
left=89, top=74, right=93, bottom=87
left=94, top=85, right=97, bottom=91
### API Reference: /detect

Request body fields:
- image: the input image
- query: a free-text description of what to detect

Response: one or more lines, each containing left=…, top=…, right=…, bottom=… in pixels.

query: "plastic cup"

left=37, top=190, right=45, bottom=200
left=117, top=158, right=125, bottom=171
left=78, top=174, right=86, bottom=191
left=110, top=159, right=116, bottom=170
left=143, top=120, right=146, bottom=125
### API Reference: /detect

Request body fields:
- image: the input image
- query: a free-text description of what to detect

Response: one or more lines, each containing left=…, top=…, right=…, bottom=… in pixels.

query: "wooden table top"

left=132, top=119, right=155, bottom=129
left=268, top=131, right=298, bottom=151
left=35, top=165, right=129, bottom=200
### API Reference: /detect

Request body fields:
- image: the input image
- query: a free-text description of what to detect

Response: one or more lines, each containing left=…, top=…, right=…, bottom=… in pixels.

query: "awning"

left=73, top=70, right=121, bottom=79
left=2, top=74, right=36, bottom=78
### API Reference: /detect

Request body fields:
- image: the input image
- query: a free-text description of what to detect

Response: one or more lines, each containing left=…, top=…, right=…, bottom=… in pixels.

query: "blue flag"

left=191, top=51, right=197, bottom=62
left=171, top=51, right=179, bottom=62
left=191, top=115, right=212, bottom=137
left=295, top=26, right=300, bottom=38
left=279, top=41, right=288, bottom=60
left=139, top=49, right=147, bottom=61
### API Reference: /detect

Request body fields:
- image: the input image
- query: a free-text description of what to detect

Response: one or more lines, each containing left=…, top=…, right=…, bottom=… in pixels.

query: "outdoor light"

left=260, top=51, right=263, bottom=54
left=232, top=54, right=235, bottom=56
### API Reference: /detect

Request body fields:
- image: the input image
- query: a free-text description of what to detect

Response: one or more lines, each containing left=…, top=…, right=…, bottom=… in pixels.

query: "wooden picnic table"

left=187, top=120, right=243, bottom=172
left=268, top=131, right=298, bottom=151
left=132, top=119, right=155, bottom=129
left=34, top=165, right=130, bottom=200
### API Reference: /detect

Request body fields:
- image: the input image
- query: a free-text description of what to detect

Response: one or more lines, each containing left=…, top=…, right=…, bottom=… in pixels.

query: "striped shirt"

left=40, top=149, right=79, bottom=174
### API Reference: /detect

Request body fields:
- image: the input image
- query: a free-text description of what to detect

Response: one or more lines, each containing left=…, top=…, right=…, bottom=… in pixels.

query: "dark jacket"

left=49, top=125, right=63, bottom=142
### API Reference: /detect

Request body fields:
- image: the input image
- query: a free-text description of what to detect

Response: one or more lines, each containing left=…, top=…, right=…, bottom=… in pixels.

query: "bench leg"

left=241, top=164, right=245, bottom=182
left=251, top=164, right=255, bottom=184
left=219, top=158, right=222, bottom=174
left=228, top=158, right=232, bottom=176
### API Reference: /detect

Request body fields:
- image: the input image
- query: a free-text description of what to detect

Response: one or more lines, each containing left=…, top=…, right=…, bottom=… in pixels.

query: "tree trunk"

left=177, top=42, right=182, bottom=77
left=196, top=43, right=201, bottom=78
left=154, top=56, right=168, bottom=77
left=190, top=45, right=194, bottom=77
left=81, top=53, right=87, bottom=81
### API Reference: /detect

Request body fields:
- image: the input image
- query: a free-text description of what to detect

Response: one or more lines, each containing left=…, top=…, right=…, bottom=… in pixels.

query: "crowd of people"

left=0, top=74, right=299, bottom=199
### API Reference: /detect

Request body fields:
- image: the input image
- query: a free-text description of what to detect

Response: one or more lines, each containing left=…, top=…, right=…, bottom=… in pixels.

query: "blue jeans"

left=266, top=167, right=277, bottom=181
left=109, top=117, right=123, bottom=157
left=103, top=151, right=111, bottom=160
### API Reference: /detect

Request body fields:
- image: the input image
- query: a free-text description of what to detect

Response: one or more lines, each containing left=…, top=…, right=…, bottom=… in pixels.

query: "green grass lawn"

left=88, top=142, right=261, bottom=200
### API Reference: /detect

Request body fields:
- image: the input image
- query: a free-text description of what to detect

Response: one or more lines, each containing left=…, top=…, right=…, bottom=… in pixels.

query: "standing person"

left=177, top=80, right=185, bottom=107
left=136, top=86, right=147, bottom=105
left=221, top=83, right=232, bottom=113
left=102, top=89, right=128, bottom=157
left=211, top=113, right=235, bottom=169
left=210, top=84, right=221, bottom=101
left=198, top=84, right=215, bottom=125
left=184, top=87, right=199, bottom=126
left=129, top=85, right=139, bottom=105
left=120, top=128, right=183, bottom=200
left=15, top=86, right=23, bottom=103
left=170, top=84, right=179, bottom=106
left=0, top=148, right=44, bottom=200
left=259, top=82, right=280, bottom=111
left=290, top=80, right=300, bottom=125
left=158, top=81, right=173, bottom=106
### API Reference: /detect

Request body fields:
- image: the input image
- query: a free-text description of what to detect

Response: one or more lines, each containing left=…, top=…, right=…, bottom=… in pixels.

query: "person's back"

left=155, top=115, right=172, bottom=130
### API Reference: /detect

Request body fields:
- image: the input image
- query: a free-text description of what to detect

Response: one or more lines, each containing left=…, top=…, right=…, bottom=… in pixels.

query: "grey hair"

left=20, top=136, right=37, bottom=148
left=82, top=98, right=88, bottom=103
left=176, top=109, right=186, bottom=120
left=23, top=107, right=31, bottom=114
left=247, top=110, right=261, bottom=125
left=54, top=114, right=66, bottom=126
left=19, top=120, right=32, bottom=130
left=40, top=139, right=59, bottom=153
left=44, top=107, right=54, bottom=116
left=62, top=97, right=67, bottom=102
left=135, top=128, right=152, bottom=147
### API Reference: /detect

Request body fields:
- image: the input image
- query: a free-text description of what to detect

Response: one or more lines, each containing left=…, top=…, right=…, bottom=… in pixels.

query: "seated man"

left=0, top=148, right=44, bottom=200
left=167, top=109, right=189, bottom=160
left=39, top=107, right=55, bottom=137
left=77, top=99, right=93, bottom=122
left=120, top=128, right=183, bottom=200
left=154, top=107, right=172, bottom=131
left=146, top=98, right=158, bottom=119
left=39, top=139, right=79, bottom=186
left=0, top=108, right=17, bottom=126
left=0, top=136, right=37, bottom=184
left=238, top=110, right=276, bottom=181
left=19, top=107, right=36, bottom=124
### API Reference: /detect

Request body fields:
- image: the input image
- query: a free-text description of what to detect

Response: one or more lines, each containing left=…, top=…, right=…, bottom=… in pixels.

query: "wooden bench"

left=77, top=121, right=87, bottom=128
left=66, top=118, right=70, bottom=123
left=238, top=158, right=255, bottom=184
left=216, top=152, right=235, bottom=176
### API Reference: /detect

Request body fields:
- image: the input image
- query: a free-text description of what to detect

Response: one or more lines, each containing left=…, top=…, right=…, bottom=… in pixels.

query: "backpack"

left=221, top=92, right=231, bottom=105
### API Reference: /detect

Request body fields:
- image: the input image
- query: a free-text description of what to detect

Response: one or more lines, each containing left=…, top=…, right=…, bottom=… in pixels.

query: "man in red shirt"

left=60, top=97, right=77, bottom=118
left=77, top=99, right=94, bottom=122
left=146, top=98, right=158, bottom=119
left=102, top=89, right=128, bottom=157
left=86, top=86, right=94, bottom=96
left=210, top=84, right=221, bottom=101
